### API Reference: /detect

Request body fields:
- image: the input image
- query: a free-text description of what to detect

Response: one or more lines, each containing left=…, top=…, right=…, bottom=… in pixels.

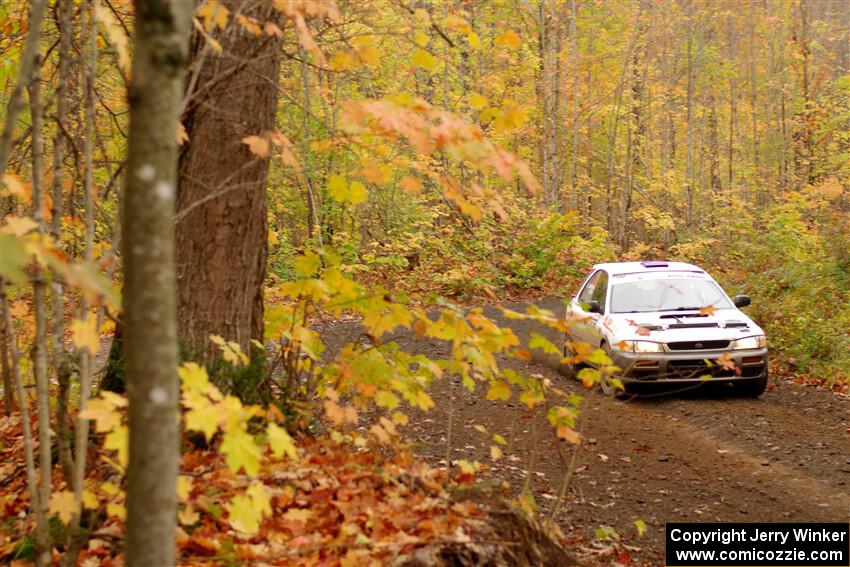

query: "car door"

left=568, top=270, right=607, bottom=346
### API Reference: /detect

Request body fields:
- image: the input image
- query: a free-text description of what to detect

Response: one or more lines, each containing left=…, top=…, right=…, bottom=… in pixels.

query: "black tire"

left=737, top=374, right=768, bottom=397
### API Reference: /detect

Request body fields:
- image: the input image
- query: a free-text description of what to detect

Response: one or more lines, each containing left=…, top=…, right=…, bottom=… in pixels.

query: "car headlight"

left=731, top=335, right=766, bottom=349
left=616, top=340, right=664, bottom=353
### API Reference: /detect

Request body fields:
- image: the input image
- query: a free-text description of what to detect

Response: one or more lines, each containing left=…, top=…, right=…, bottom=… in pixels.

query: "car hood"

left=605, top=309, right=765, bottom=343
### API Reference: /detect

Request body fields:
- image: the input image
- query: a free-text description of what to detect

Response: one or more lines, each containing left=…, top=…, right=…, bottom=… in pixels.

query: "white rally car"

left=564, top=261, right=768, bottom=396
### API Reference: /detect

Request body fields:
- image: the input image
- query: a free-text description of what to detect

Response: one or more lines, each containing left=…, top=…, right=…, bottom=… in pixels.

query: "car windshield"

left=610, top=277, right=733, bottom=313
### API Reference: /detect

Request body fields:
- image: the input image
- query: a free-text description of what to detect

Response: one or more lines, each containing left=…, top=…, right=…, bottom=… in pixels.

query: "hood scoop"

left=666, top=322, right=720, bottom=329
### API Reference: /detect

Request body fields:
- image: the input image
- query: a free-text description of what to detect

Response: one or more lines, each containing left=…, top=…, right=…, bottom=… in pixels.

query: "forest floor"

left=319, top=297, right=850, bottom=565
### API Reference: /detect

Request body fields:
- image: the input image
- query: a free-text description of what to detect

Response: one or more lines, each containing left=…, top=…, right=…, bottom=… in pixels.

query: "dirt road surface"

left=321, top=297, right=850, bottom=564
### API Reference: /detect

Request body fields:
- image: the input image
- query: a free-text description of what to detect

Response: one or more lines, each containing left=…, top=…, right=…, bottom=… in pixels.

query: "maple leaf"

left=49, top=490, right=78, bottom=524
left=179, top=362, right=210, bottom=393
left=185, top=401, right=221, bottom=441
left=78, top=395, right=123, bottom=433
left=94, top=4, right=130, bottom=73
left=176, top=476, right=193, bottom=501
left=469, top=92, right=488, bottom=111
left=179, top=505, right=200, bottom=526
left=197, top=0, right=229, bottom=32
left=227, top=483, right=271, bottom=534
left=375, top=390, right=400, bottom=410
left=327, top=175, right=368, bottom=205
left=294, top=250, right=321, bottom=277
left=485, top=381, right=511, bottom=401
left=400, top=176, right=422, bottom=194
left=411, top=48, right=437, bottom=72
left=210, top=334, right=249, bottom=366
left=107, top=502, right=126, bottom=520
left=0, top=216, right=38, bottom=236
left=699, top=305, right=717, bottom=316
left=357, top=45, right=380, bottom=67
left=71, top=314, right=100, bottom=353
left=495, top=30, right=521, bottom=50
left=267, top=422, right=297, bottom=459
left=220, top=427, right=262, bottom=476
left=556, top=425, right=581, bottom=444
left=104, top=425, right=128, bottom=467
left=283, top=508, right=312, bottom=524
left=242, top=135, right=270, bottom=158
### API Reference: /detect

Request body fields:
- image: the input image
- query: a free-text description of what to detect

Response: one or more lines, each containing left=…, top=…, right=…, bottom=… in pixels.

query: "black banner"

left=666, top=523, right=850, bottom=566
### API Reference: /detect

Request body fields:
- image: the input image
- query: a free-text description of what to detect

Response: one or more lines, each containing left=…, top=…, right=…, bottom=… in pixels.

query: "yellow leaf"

left=1, top=173, right=28, bottom=200
left=179, top=362, right=210, bottom=394
left=235, top=13, right=262, bottom=36
left=330, top=50, right=358, bottom=71
left=327, top=175, right=368, bottom=205
left=357, top=45, right=380, bottom=67
left=176, top=476, right=193, bottom=501
left=699, top=305, right=717, bottom=316
left=495, top=30, right=521, bottom=50
left=467, top=31, right=481, bottom=49
left=49, top=490, right=78, bottom=524
left=267, top=422, right=297, bottom=459
left=414, top=30, right=429, bottom=47
left=490, top=445, right=503, bottom=460
left=210, top=334, right=249, bottom=366
left=104, top=425, right=128, bottom=467
left=78, top=396, right=123, bottom=434
left=634, top=518, right=647, bottom=537
left=391, top=411, right=409, bottom=426
left=197, top=0, right=229, bottom=32
left=82, top=489, right=99, bottom=510
left=469, top=92, right=488, bottom=111
left=492, top=433, right=507, bottom=445
left=176, top=122, right=189, bottom=145
left=94, top=3, right=130, bottom=73
left=294, top=250, right=322, bottom=277
left=178, top=505, right=200, bottom=526
left=0, top=216, right=37, bottom=236
left=185, top=401, right=221, bottom=441
left=411, top=48, right=437, bottom=72
left=375, top=390, right=400, bottom=410
left=556, top=424, right=581, bottom=444
left=485, top=381, right=511, bottom=401
left=71, top=314, right=100, bottom=354
left=221, top=427, right=262, bottom=476
left=283, top=508, right=312, bottom=524
left=242, top=135, right=270, bottom=158
left=106, top=502, right=126, bottom=520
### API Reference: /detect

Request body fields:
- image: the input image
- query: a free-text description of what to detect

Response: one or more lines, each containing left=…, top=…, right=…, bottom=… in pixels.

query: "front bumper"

left=607, top=347, right=769, bottom=384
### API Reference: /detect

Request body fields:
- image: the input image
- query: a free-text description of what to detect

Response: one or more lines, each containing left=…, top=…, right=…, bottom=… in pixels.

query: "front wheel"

left=736, top=374, right=768, bottom=397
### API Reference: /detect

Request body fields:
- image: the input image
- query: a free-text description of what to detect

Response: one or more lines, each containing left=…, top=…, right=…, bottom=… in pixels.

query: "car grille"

left=668, top=359, right=735, bottom=378
left=667, top=340, right=730, bottom=351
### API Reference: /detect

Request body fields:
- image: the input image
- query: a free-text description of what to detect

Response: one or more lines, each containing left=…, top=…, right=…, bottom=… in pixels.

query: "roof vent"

left=640, top=261, right=669, bottom=268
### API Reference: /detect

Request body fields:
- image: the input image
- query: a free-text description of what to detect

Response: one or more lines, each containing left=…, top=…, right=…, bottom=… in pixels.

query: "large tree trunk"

left=175, top=1, right=282, bottom=355
left=123, top=1, right=191, bottom=566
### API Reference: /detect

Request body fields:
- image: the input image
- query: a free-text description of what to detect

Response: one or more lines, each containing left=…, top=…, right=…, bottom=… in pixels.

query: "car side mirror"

left=584, top=300, right=601, bottom=314
left=733, top=295, right=751, bottom=308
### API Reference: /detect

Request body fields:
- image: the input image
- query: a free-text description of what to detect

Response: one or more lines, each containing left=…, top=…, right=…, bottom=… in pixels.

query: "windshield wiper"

left=658, top=306, right=703, bottom=312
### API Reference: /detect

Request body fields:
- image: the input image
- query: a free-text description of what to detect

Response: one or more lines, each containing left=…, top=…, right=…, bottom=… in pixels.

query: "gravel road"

left=320, top=297, right=850, bottom=564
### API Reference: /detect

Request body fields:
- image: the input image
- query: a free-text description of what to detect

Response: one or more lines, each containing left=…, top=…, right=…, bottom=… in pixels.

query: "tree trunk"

left=0, top=0, right=47, bottom=176
left=175, top=1, right=282, bottom=356
left=123, top=1, right=191, bottom=566
left=28, top=50, right=53, bottom=567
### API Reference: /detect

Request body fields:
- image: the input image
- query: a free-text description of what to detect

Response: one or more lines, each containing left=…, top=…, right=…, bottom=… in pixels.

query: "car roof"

left=590, top=261, right=706, bottom=276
